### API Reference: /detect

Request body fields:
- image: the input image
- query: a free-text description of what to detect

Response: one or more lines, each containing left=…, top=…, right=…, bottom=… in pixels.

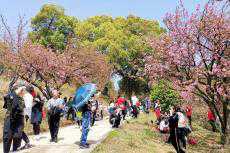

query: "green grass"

left=92, top=113, right=230, bottom=153
left=92, top=113, right=175, bottom=153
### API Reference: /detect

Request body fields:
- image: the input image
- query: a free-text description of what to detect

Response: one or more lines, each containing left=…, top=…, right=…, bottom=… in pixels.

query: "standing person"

left=154, top=99, right=161, bottom=122
left=185, top=105, right=192, bottom=126
left=121, top=102, right=127, bottom=120
left=79, top=100, right=92, bottom=149
left=131, top=95, right=139, bottom=118
left=21, top=88, right=33, bottom=149
left=67, top=97, right=76, bottom=121
left=168, top=106, right=186, bottom=153
left=91, top=99, right=99, bottom=126
left=176, top=107, right=189, bottom=151
left=31, top=94, right=44, bottom=140
left=47, top=90, right=64, bottom=143
left=145, top=97, right=151, bottom=114
left=3, top=86, right=26, bottom=153
left=207, top=108, right=217, bottom=132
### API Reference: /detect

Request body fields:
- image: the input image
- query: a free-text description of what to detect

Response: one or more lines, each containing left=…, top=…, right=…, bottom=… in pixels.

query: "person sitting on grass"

left=159, top=116, right=169, bottom=133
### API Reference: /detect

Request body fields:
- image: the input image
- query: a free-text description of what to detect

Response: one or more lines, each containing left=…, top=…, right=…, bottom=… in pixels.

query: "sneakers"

left=54, top=137, right=58, bottom=143
left=79, top=143, right=90, bottom=149
left=20, top=143, right=32, bottom=150
left=34, top=135, right=40, bottom=141
left=50, top=137, right=58, bottom=143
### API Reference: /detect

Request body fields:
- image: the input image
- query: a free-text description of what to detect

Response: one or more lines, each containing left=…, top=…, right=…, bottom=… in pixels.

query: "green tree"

left=75, top=15, right=165, bottom=97
left=150, top=80, right=181, bottom=112
left=29, top=4, right=77, bottom=52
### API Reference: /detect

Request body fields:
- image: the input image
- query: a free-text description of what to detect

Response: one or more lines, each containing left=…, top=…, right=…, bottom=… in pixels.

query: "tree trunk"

left=220, top=127, right=229, bottom=145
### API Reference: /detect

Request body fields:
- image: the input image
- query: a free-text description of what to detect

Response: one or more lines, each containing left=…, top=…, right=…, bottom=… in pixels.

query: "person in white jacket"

left=23, top=92, right=33, bottom=120
left=20, top=89, right=33, bottom=149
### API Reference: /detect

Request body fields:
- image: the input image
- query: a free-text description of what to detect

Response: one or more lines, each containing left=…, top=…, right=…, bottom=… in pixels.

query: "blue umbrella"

left=73, top=83, right=97, bottom=110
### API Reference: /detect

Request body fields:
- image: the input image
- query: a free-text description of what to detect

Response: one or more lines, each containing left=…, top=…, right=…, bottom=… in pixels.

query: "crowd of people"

left=2, top=84, right=221, bottom=153
left=151, top=99, right=193, bottom=153
left=2, top=84, right=105, bottom=152
left=107, top=95, right=193, bottom=153
left=107, top=95, right=142, bottom=128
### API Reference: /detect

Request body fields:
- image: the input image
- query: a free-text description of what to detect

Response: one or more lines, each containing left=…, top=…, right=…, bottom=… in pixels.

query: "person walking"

left=31, top=94, right=44, bottom=140
left=176, top=108, right=189, bottom=151
left=47, top=90, right=64, bottom=143
left=168, top=106, right=188, bottom=153
left=3, top=86, right=26, bottom=153
left=19, top=88, right=33, bottom=150
left=79, top=101, right=92, bottom=149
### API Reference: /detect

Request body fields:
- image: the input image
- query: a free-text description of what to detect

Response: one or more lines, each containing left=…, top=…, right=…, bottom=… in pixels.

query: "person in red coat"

left=116, top=97, right=125, bottom=106
left=185, top=105, right=192, bottom=126
left=116, top=96, right=127, bottom=120
left=154, top=100, right=161, bottom=120
left=207, top=108, right=217, bottom=132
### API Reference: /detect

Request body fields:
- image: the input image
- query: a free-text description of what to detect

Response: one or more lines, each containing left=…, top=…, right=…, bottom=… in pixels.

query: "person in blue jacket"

left=79, top=100, right=92, bottom=149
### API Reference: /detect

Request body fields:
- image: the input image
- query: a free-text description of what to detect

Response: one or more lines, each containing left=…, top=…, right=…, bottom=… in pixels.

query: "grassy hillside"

left=93, top=114, right=175, bottom=153
left=92, top=113, right=230, bottom=153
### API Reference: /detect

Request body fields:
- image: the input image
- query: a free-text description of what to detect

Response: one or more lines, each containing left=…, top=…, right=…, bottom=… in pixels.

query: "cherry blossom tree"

left=145, top=1, right=230, bottom=144
left=0, top=16, right=111, bottom=99
left=2, top=43, right=110, bottom=98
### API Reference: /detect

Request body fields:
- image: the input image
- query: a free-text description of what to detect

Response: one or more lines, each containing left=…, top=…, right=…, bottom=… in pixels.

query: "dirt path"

left=0, top=119, right=112, bottom=153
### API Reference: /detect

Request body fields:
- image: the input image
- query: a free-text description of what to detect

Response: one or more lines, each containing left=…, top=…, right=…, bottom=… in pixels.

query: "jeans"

left=80, top=111, right=91, bottom=145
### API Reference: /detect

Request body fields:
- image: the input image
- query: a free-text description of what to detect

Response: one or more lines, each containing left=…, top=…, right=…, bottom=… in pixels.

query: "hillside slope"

left=92, top=113, right=230, bottom=153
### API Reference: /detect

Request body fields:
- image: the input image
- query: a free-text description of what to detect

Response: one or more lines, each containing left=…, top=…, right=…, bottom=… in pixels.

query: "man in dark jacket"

left=3, top=86, right=26, bottom=153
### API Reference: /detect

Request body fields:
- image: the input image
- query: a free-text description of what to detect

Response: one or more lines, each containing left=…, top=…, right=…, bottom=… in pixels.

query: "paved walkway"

left=0, top=119, right=112, bottom=153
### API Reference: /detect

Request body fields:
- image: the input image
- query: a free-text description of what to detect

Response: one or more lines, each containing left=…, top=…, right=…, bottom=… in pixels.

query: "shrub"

left=150, top=80, right=181, bottom=112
